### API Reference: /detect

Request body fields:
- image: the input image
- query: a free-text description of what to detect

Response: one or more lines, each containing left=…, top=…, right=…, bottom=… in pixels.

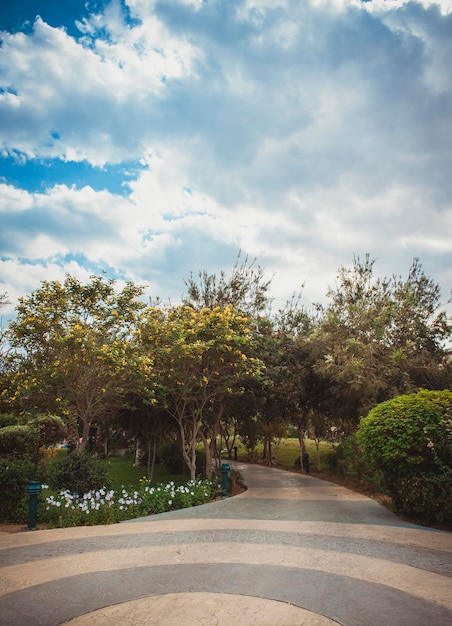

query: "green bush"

left=392, top=473, right=452, bottom=525
left=158, top=442, right=187, bottom=475
left=34, top=414, right=66, bottom=447
left=0, top=457, right=38, bottom=522
left=357, top=390, right=452, bottom=479
left=356, top=389, right=452, bottom=523
left=0, top=414, right=18, bottom=429
left=0, top=424, right=39, bottom=459
left=48, top=451, right=110, bottom=495
left=0, top=414, right=66, bottom=461
left=326, top=435, right=371, bottom=479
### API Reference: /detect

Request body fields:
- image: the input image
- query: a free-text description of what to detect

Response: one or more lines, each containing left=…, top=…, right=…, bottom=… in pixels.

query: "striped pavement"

left=0, top=462, right=451, bottom=625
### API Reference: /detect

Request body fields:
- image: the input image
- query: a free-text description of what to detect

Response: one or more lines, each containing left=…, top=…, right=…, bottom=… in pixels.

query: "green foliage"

left=0, top=424, right=39, bottom=459
left=2, top=259, right=450, bottom=485
left=356, top=389, right=452, bottom=523
left=391, top=473, right=452, bottom=525
left=0, top=414, right=66, bottom=462
left=317, top=256, right=451, bottom=422
left=38, top=478, right=216, bottom=528
left=48, top=451, right=110, bottom=495
left=34, top=414, right=66, bottom=447
left=357, top=390, right=452, bottom=478
left=158, top=441, right=188, bottom=475
left=0, top=414, right=18, bottom=428
left=0, top=457, right=37, bottom=522
left=7, top=275, right=153, bottom=451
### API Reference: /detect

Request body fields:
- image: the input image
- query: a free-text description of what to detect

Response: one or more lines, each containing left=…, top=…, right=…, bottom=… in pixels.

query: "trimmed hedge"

left=356, top=389, right=452, bottom=524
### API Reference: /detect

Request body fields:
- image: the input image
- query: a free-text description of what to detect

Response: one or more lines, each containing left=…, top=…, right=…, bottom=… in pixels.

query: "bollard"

left=303, top=453, right=310, bottom=474
left=220, top=463, right=230, bottom=497
left=26, top=480, right=42, bottom=530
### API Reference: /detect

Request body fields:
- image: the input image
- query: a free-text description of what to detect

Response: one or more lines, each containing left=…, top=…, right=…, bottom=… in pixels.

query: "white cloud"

left=0, top=12, right=201, bottom=165
left=0, top=0, right=451, bottom=320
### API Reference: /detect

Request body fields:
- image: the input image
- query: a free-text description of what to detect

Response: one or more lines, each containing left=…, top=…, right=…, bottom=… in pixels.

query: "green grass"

left=46, top=439, right=336, bottom=494
left=105, top=455, right=188, bottom=490
left=234, top=438, right=336, bottom=472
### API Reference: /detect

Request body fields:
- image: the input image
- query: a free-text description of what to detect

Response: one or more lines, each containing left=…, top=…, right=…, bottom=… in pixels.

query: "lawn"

left=53, top=440, right=336, bottom=490
left=234, top=438, right=336, bottom=472
left=105, top=454, right=188, bottom=490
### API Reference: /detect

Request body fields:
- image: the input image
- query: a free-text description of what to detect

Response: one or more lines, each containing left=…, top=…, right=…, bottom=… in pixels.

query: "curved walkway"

left=0, top=463, right=451, bottom=625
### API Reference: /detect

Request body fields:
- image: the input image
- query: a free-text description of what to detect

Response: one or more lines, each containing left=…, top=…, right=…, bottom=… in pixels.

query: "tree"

left=0, top=292, right=12, bottom=413
left=139, top=304, right=264, bottom=479
left=183, top=252, right=273, bottom=316
left=315, top=255, right=451, bottom=422
left=7, top=275, right=154, bottom=451
left=389, top=258, right=451, bottom=389
left=263, top=298, right=328, bottom=471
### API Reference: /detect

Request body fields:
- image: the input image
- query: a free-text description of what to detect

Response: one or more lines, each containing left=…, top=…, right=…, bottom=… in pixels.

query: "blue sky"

left=1, top=0, right=451, bottom=318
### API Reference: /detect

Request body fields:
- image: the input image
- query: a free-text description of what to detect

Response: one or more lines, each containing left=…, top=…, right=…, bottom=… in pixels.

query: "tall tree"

left=389, top=258, right=451, bottom=389
left=183, top=252, right=273, bottom=316
left=316, top=255, right=451, bottom=422
left=139, top=304, right=264, bottom=479
left=7, top=276, right=154, bottom=450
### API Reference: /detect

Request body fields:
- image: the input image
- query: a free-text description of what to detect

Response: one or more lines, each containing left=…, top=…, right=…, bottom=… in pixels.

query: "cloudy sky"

left=1, top=0, right=451, bottom=318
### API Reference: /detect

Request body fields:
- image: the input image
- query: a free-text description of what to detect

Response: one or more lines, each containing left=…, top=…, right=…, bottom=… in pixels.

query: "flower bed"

left=39, top=478, right=218, bottom=528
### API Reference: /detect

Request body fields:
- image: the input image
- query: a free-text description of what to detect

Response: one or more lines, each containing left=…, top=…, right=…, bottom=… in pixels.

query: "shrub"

left=357, top=390, right=452, bottom=480
left=0, top=457, right=38, bottom=522
left=48, top=451, right=110, bottom=495
left=392, top=473, right=452, bottom=524
left=0, top=414, right=66, bottom=462
left=356, top=389, right=452, bottom=523
left=158, top=442, right=187, bottom=475
left=34, top=414, right=66, bottom=447
left=0, top=414, right=18, bottom=429
left=326, top=434, right=371, bottom=479
left=0, top=424, right=39, bottom=459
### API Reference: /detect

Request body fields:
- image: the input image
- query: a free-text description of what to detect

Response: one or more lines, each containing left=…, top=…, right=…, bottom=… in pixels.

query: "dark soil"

left=0, top=524, right=28, bottom=534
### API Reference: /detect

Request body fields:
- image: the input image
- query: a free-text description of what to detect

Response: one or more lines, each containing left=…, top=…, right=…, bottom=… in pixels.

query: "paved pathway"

left=0, top=463, right=451, bottom=625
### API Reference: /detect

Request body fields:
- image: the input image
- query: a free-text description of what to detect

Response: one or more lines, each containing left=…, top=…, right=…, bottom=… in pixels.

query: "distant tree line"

left=1, top=253, right=451, bottom=480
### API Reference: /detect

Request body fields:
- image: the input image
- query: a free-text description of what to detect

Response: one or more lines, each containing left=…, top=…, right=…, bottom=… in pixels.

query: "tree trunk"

left=66, top=408, right=79, bottom=451
left=148, top=435, right=157, bottom=482
left=297, top=422, right=306, bottom=472
left=79, top=416, right=91, bottom=452
left=79, top=415, right=91, bottom=452
left=315, top=439, right=321, bottom=472
left=134, top=435, right=147, bottom=466
left=178, top=416, right=198, bottom=481
left=200, top=408, right=224, bottom=477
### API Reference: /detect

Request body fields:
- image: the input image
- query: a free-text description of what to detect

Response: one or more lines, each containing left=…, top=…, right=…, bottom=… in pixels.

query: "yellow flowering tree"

left=140, top=304, right=264, bottom=479
left=6, top=276, right=155, bottom=451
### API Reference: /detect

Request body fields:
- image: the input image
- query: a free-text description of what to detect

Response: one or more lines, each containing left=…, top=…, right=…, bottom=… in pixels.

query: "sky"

left=0, top=0, right=451, bottom=320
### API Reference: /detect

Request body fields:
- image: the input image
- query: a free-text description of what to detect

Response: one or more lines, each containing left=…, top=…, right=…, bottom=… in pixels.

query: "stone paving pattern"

left=0, top=463, right=451, bottom=625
